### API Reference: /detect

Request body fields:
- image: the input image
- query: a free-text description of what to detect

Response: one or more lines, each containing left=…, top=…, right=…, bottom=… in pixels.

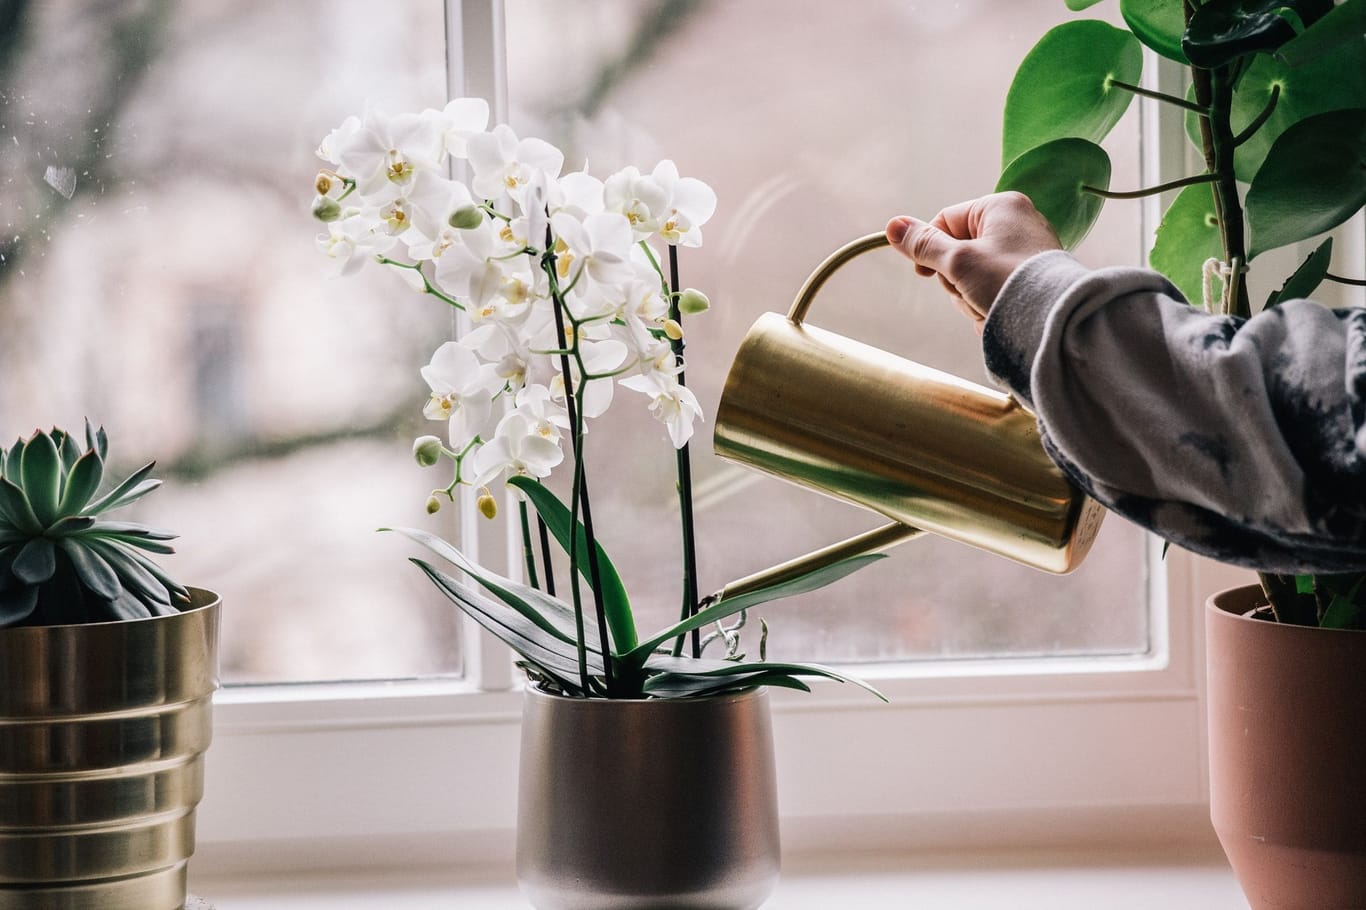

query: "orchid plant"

left=310, top=99, right=884, bottom=699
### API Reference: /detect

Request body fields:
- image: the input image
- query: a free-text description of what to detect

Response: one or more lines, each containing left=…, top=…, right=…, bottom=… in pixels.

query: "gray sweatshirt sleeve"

left=980, top=250, right=1366, bottom=573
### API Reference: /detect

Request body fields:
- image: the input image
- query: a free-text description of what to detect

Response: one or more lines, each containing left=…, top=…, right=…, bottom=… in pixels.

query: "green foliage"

left=389, top=490, right=887, bottom=700
left=1006, top=3, right=1366, bottom=627
left=1001, top=20, right=1141, bottom=169
left=0, top=423, right=187, bottom=628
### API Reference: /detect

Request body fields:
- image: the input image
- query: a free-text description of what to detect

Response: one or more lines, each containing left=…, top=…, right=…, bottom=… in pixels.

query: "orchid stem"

left=665, top=243, right=702, bottom=660
left=518, top=501, right=540, bottom=590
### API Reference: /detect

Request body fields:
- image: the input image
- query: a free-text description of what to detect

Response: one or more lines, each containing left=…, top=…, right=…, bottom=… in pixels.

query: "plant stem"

left=519, top=500, right=540, bottom=590
left=538, top=517, right=557, bottom=597
left=1206, top=66, right=1251, bottom=319
left=542, top=235, right=615, bottom=695
left=1108, top=77, right=1207, bottom=114
left=665, top=243, right=702, bottom=659
left=1327, top=273, right=1366, bottom=287
left=1082, top=172, right=1216, bottom=200
left=1232, top=83, right=1280, bottom=147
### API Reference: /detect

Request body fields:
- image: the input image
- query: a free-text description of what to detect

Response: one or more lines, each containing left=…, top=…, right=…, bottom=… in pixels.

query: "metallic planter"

left=1208, top=584, right=1366, bottom=909
left=517, top=686, right=780, bottom=910
left=0, top=588, right=221, bottom=910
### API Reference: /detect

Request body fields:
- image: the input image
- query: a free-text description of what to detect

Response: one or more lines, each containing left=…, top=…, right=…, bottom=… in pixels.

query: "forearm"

left=982, top=252, right=1366, bottom=573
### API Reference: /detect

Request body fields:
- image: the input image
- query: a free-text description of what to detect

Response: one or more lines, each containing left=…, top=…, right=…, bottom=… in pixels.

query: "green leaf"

left=1067, top=0, right=1107, bottom=9
left=1226, top=42, right=1366, bottom=183
left=643, top=671, right=813, bottom=699
left=3, top=438, right=24, bottom=483
left=54, top=429, right=82, bottom=473
left=1266, top=237, right=1332, bottom=308
left=59, top=539, right=121, bottom=601
left=0, top=585, right=39, bottom=628
left=1121, top=0, right=1190, bottom=63
left=644, top=655, right=886, bottom=701
left=85, top=421, right=107, bottom=463
left=626, top=553, right=886, bottom=665
left=57, top=449, right=105, bottom=517
left=1149, top=182, right=1223, bottom=307
left=20, top=430, right=62, bottom=528
left=412, top=559, right=597, bottom=689
left=1002, top=20, right=1142, bottom=169
left=84, top=463, right=157, bottom=515
left=12, top=537, right=56, bottom=585
left=507, top=476, right=638, bottom=653
left=387, top=526, right=584, bottom=647
left=1319, top=579, right=1365, bottom=630
left=0, top=477, right=43, bottom=535
left=1277, top=0, right=1366, bottom=67
left=1294, top=574, right=1316, bottom=595
left=1246, top=108, right=1366, bottom=259
left=996, top=138, right=1112, bottom=250
left=86, top=539, right=171, bottom=609
left=1183, top=0, right=1335, bottom=68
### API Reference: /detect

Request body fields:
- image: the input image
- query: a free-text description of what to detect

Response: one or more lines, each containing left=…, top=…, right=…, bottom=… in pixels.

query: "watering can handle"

left=788, top=232, right=890, bottom=325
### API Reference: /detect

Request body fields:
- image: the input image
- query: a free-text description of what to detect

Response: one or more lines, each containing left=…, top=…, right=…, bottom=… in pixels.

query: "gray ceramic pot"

left=1207, top=584, right=1366, bottom=909
left=516, top=685, right=780, bottom=910
left=0, top=588, right=221, bottom=910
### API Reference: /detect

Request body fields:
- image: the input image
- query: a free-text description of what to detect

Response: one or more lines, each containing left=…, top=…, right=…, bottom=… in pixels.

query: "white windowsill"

left=193, top=843, right=1249, bottom=909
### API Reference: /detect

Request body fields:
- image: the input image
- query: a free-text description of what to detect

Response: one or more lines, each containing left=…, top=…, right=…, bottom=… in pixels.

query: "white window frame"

left=192, top=2, right=1249, bottom=875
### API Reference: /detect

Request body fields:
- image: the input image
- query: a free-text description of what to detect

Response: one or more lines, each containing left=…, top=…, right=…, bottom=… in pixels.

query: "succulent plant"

left=0, top=423, right=187, bottom=628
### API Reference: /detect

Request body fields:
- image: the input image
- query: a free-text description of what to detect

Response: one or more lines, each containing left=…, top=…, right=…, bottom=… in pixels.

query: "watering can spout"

left=710, top=232, right=1105, bottom=590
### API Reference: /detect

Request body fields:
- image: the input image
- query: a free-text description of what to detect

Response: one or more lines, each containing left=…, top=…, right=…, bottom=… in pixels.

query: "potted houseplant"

left=310, top=101, right=885, bottom=909
left=0, top=423, right=221, bottom=910
left=997, top=1, right=1365, bottom=906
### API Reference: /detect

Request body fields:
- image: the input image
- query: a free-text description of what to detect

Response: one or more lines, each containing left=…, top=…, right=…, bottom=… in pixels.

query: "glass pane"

left=502, top=0, right=1151, bottom=663
left=0, top=1, right=462, bottom=683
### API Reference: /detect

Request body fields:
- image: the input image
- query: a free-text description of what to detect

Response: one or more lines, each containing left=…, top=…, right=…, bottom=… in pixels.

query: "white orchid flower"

left=401, top=169, right=478, bottom=247
left=648, top=160, right=717, bottom=247
left=467, top=124, right=564, bottom=208
left=470, top=409, right=565, bottom=487
left=603, top=165, right=671, bottom=241
left=421, top=341, right=504, bottom=449
left=621, top=370, right=703, bottom=448
left=549, top=211, right=634, bottom=288
left=554, top=170, right=606, bottom=220
left=334, top=108, right=445, bottom=199
left=436, top=97, right=490, bottom=159
left=316, top=212, right=396, bottom=276
left=316, top=115, right=361, bottom=166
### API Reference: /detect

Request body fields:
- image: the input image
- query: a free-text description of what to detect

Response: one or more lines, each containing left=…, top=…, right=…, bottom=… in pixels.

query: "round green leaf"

left=1149, top=183, right=1222, bottom=308
left=1183, top=0, right=1334, bottom=68
left=1002, top=20, right=1142, bottom=169
left=1067, top=0, right=1107, bottom=9
left=1121, top=0, right=1189, bottom=63
left=1226, top=41, right=1366, bottom=182
left=996, top=138, right=1112, bottom=251
left=1278, top=0, right=1366, bottom=68
left=1247, top=108, right=1366, bottom=259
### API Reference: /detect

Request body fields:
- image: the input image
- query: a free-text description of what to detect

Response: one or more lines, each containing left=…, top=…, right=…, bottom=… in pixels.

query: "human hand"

left=886, top=192, right=1061, bottom=335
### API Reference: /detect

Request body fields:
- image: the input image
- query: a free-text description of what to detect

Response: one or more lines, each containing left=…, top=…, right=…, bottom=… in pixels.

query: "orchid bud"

left=663, top=318, right=684, bottom=341
left=677, top=288, right=710, bottom=315
left=412, top=435, right=443, bottom=467
left=311, top=195, right=342, bottom=223
left=425, top=495, right=442, bottom=515
left=477, top=492, right=498, bottom=520
left=449, top=205, right=485, bottom=230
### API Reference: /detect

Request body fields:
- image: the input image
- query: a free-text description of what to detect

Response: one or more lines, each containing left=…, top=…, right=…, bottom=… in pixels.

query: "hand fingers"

left=887, top=215, right=959, bottom=276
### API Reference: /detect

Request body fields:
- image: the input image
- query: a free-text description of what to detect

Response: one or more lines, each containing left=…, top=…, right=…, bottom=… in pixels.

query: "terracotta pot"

left=1207, top=584, right=1366, bottom=909
left=516, top=685, right=780, bottom=910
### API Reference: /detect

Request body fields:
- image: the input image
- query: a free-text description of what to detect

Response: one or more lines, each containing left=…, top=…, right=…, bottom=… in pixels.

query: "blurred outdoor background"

left=1, top=0, right=1154, bottom=685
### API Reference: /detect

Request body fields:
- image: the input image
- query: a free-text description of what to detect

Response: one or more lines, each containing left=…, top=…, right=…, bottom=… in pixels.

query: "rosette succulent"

left=0, top=423, right=187, bottom=628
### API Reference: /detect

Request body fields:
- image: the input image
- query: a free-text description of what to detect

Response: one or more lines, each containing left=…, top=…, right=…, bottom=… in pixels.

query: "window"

left=8, top=0, right=1249, bottom=871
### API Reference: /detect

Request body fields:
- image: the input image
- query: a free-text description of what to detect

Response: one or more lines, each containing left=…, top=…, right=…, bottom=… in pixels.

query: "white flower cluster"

left=312, top=99, right=716, bottom=494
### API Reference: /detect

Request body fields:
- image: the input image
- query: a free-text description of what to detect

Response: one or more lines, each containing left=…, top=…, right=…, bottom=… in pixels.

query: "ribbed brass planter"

left=0, top=588, right=221, bottom=910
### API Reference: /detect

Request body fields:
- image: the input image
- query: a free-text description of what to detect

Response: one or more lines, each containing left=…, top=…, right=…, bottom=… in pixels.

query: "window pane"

left=0, top=1, right=462, bottom=683
left=503, top=0, right=1151, bottom=662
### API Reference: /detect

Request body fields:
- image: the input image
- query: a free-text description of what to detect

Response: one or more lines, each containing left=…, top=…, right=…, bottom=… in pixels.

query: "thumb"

left=886, top=216, right=956, bottom=278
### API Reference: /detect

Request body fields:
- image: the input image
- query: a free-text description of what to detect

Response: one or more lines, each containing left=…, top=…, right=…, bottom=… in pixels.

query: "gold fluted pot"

left=0, top=588, right=220, bottom=910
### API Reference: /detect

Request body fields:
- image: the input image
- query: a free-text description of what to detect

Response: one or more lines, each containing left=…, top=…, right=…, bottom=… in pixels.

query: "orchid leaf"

left=1246, top=108, right=1366, bottom=259
left=508, top=475, right=637, bottom=652
left=388, top=525, right=583, bottom=647
left=626, top=553, right=885, bottom=665
left=1002, top=20, right=1142, bottom=169
left=644, top=655, right=887, bottom=701
left=1149, top=182, right=1223, bottom=307
left=1183, top=0, right=1334, bottom=68
left=997, top=137, right=1111, bottom=251
left=643, top=671, right=814, bottom=698
left=1266, top=238, right=1332, bottom=308
left=1121, top=0, right=1189, bottom=63
left=412, top=558, right=599, bottom=689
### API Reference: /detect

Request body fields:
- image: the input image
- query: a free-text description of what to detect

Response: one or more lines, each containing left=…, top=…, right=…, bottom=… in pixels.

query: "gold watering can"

left=711, top=232, right=1106, bottom=602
